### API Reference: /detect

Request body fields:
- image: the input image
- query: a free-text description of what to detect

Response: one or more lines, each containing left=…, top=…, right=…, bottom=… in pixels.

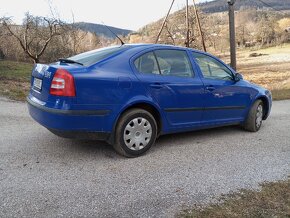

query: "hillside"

left=199, top=0, right=290, bottom=13
left=134, top=0, right=290, bottom=51
left=76, top=22, right=132, bottom=38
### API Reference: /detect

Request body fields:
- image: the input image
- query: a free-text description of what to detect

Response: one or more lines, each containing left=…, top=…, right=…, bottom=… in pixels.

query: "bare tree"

left=69, top=24, right=89, bottom=54
left=1, top=13, right=65, bottom=63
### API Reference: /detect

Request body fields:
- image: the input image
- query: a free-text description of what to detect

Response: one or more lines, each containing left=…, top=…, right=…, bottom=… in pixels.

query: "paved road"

left=0, top=97, right=289, bottom=217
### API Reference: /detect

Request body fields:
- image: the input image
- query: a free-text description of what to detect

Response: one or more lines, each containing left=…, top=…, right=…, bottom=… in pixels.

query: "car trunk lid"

left=30, top=63, right=81, bottom=102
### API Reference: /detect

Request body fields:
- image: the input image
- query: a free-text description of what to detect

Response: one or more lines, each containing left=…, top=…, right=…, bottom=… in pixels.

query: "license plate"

left=33, top=77, right=42, bottom=91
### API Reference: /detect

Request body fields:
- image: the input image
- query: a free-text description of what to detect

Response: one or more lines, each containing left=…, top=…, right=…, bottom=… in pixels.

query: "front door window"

left=192, top=53, right=234, bottom=81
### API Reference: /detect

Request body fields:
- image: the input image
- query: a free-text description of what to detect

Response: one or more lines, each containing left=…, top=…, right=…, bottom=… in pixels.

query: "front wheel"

left=113, top=109, right=157, bottom=157
left=244, top=100, right=264, bottom=132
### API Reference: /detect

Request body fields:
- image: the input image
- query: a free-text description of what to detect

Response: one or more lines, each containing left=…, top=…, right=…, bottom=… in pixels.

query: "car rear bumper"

left=27, top=96, right=111, bottom=141
left=47, top=128, right=110, bottom=141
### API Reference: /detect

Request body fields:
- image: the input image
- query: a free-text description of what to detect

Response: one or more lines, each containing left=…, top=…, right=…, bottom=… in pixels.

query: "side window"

left=192, top=53, right=233, bottom=81
left=134, top=52, right=159, bottom=74
left=155, top=50, right=194, bottom=78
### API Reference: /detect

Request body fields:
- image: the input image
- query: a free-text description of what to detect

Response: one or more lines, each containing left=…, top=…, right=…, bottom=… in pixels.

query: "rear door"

left=132, top=48, right=205, bottom=131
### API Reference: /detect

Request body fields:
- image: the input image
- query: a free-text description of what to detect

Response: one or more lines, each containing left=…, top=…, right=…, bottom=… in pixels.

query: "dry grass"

left=180, top=178, right=290, bottom=218
left=231, top=44, right=290, bottom=91
left=0, top=60, right=32, bottom=101
left=0, top=80, right=30, bottom=101
left=216, top=44, right=290, bottom=92
left=242, top=62, right=290, bottom=90
left=271, top=89, right=290, bottom=101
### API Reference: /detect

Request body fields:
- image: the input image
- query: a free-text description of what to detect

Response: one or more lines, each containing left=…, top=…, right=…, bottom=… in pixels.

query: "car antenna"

left=101, top=21, right=125, bottom=46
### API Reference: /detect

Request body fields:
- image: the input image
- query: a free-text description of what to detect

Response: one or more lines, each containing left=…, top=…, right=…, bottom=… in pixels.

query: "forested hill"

left=199, top=0, right=290, bottom=13
left=76, top=22, right=132, bottom=38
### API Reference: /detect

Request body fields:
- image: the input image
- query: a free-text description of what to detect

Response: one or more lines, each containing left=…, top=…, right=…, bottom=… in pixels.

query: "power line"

left=255, top=0, right=287, bottom=15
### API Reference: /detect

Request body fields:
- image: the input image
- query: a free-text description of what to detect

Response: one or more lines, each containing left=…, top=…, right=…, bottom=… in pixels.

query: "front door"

left=191, top=52, right=252, bottom=124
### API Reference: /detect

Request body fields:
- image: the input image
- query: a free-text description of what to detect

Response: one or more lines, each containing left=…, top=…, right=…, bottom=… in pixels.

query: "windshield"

left=68, top=46, right=127, bottom=66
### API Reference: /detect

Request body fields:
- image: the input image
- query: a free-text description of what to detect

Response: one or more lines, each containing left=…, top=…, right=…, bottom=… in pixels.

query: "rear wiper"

left=59, top=58, right=84, bottom=66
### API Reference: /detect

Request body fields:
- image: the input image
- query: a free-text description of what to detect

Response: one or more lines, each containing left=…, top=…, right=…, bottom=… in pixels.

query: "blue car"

left=27, top=44, right=272, bottom=157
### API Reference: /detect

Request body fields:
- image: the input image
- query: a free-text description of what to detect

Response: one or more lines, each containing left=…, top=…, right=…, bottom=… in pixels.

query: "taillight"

left=50, top=69, right=76, bottom=97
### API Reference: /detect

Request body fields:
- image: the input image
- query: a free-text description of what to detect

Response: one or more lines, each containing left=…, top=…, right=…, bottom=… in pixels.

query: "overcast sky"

left=0, top=0, right=213, bottom=30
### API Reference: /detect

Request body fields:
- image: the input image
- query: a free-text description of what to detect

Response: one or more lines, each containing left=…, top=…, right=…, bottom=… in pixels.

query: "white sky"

left=0, top=0, right=212, bottom=30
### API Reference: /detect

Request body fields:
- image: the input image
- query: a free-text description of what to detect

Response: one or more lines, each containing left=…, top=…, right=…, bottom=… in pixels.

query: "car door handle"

left=206, top=86, right=215, bottom=91
left=150, top=83, right=164, bottom=89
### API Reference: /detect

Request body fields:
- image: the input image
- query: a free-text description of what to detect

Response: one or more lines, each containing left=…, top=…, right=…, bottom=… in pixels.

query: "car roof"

left=123, top=43, right=185, bottom=50
left=123, top=43, right=207, bottom=55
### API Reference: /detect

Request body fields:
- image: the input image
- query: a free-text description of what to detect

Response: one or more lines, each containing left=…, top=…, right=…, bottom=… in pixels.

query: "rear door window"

left=134, top=52, right=160, bottom=74
left=155, top=50, right=194, bottom=78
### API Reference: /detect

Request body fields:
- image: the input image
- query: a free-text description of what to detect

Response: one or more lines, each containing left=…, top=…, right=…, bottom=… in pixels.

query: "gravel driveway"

left=0, top=97, right=289, bottom=217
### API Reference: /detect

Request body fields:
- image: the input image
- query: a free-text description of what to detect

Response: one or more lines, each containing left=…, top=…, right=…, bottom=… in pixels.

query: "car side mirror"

left=234, top=73, right=243, bottom=82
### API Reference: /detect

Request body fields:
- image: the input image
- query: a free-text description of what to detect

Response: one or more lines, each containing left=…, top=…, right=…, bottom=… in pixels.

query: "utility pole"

left=155, top=0, right=175, bottom=44
left=156, top=0, right=206, bottom=49
left=185, top=0, right=190, bottom=47
left=192, top=0, right=206, bottom=52
left=227, top=0, right=237, bottom=70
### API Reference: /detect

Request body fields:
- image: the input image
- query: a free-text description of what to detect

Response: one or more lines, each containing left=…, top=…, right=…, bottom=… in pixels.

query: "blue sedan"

left=27, top=44, right=272, bottom=157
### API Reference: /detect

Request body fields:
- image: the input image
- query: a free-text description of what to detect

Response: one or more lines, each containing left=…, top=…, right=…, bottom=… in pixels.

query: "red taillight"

left=50, top=69, right=76, bottom=97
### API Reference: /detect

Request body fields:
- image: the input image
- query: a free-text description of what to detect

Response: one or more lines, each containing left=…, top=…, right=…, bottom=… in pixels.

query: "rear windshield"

left=68, top=46, right=127, bottom=66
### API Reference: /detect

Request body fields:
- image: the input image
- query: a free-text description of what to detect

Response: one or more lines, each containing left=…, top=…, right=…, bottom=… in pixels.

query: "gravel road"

left=0, top=97, right=289, bottom=217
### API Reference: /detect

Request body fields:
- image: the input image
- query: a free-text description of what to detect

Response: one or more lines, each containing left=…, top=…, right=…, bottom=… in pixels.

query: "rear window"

left=68, top=46, right=127, bottom=66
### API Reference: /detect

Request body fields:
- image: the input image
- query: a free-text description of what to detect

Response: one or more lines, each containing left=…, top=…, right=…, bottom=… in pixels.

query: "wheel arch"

left=254, top=95, right=270, bottom=120
left=107, top=100, right=164, bottom=145
left=122, top=103, right=162, bottom=133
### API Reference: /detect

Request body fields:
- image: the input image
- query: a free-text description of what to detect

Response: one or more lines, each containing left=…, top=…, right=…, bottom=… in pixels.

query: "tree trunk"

left=33, top=57, right=39, bottom=64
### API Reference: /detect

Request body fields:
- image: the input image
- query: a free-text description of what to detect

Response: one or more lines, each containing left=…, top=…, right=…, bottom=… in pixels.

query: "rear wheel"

left=244, top=100, right=264, bottom=132
left=113, top=109, right=157, bottom=157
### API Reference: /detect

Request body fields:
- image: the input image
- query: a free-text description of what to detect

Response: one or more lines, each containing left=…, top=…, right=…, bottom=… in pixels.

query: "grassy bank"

left=272, top=89, right=290, bottom=101
left=0, top=60, right=33, bottom=101
left=180, top=178, right=290, bottom=218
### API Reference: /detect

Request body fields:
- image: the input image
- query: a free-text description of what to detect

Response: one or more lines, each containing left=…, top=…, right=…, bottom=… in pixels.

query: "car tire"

left=113, top=109, right=157, bottom=157
left=244, top=100, right=264, bottom=132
